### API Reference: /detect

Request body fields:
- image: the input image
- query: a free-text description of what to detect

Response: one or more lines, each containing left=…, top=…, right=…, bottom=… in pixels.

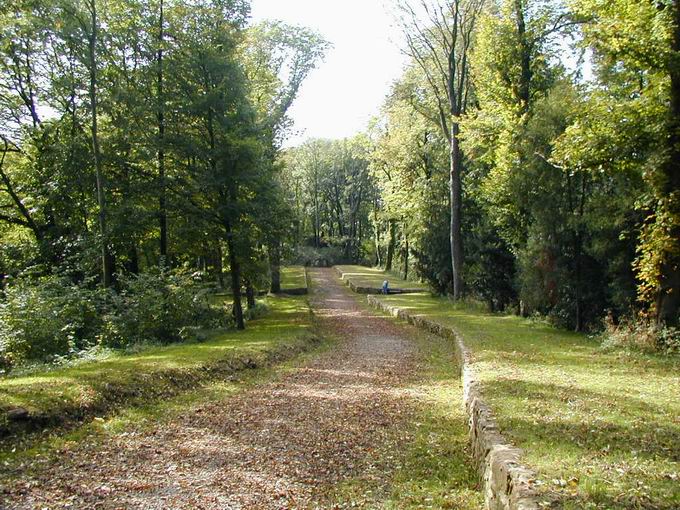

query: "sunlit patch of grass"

left=328, top=327, right=483, bottom=509
left=335, top=265, right=429, bottom=291
left=377, top=293, right=680, bottom=510
left=281, top=265, right=307, bottom=290
left=0, top=295, right=315, bottom=451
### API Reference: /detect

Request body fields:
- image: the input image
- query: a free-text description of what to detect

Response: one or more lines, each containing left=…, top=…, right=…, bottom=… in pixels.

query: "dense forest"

left=283, top=0, right=680, bottom=347
left=1, top=0, right=679, bottom=372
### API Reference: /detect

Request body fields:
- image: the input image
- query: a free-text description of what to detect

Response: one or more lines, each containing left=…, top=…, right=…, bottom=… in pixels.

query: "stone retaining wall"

left=334, top=267, right=423, bottom=295
left=279, top=267, right=309, bottom=295
left=367, top=295, right=546, bottom=510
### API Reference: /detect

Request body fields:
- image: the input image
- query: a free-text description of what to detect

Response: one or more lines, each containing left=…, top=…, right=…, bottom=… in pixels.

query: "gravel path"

left=2, top=268, right=425, bottom=509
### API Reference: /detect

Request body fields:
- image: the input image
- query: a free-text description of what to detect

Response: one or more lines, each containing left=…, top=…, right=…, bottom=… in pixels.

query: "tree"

left=571, top=0, right=680, bottom=326
left=157, top=0, right=168, bottom=261
left=242, top=21, right=328, bottom=292
left=398, top=0, right=485, bottom=299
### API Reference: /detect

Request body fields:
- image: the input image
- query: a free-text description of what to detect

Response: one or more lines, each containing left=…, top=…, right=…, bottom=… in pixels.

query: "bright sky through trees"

left=250, top=0, right=406, bottom=146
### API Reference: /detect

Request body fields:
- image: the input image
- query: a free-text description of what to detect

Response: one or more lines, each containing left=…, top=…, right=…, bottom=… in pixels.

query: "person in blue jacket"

left=382, top=280, right=389, bottom=295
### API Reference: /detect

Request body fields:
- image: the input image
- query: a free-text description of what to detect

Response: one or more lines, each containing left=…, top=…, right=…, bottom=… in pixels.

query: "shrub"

left=293, top=245, right=345, bottom=266
left=602, top=313, right=680, bottom=354
left=0, top=276, right=104, bottom=370
left=0, top=269, right=231, bottom=372
left=98, top=269, right=229, bottom=348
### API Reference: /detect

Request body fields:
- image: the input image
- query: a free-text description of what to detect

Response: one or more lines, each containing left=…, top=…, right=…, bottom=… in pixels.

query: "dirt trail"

left=2, top=268, right=425, bottom=509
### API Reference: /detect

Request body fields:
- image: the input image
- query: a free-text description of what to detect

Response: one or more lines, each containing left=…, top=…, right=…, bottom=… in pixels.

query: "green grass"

left=335, top=265, right=429, bottom=291
left=207, top=267, right=307, bottom=301
left=280, top=265, right=307, bottom=290
left=0, top=294, right=314, bottom=439
left=328, top=323, right=482, bottom=509
left=376, top=293, right=680, bottom=509
left=0, top=311, right=335, bottom=478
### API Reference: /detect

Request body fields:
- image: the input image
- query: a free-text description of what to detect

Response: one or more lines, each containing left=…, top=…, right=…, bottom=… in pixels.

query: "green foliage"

left=282, top=137, right=376, bottom=263
left=569, top=0, right=680, bottom=322
left=0, top=0, right=324, bottom=339
left=98, top=269, right=226, bottom=349
left=0, top=269, right=226, bottom=372
left=0, top=276, right=103, bottom=370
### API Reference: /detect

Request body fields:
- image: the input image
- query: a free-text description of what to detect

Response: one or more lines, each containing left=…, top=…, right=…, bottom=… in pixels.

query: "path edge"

left=366, top=295, right=546, bottom=510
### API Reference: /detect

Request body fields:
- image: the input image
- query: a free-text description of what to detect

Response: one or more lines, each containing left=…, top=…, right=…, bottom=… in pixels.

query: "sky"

left=250, top=0, right=407, bottom=147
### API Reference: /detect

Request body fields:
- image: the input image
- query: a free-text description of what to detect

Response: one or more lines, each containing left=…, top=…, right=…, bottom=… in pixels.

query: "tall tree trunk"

left=514, top=0, right=532, bottom=112
left=216, top=242, right=225, bottom=289
left=373, top=206, right=382, bottom=267
left=450, top=122, right=464, bottom=299
left=385, top=220, right=396, bottom=271
left=270, top=239, right=281, bottom=293
left=224, top=221, right=244, bottom=330
left=245, top=281, right=256, bottom=310
left=87, top=0, right=113, bottom=287
left=403, top=234, right=409, bottom=281
left=157, top=0, right=168, bottom=261
left=656, top=2, right=680, bottom=326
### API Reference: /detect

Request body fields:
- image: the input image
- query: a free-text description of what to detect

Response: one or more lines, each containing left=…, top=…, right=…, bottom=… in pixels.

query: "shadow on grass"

left=485, top=378, right=679, bottom=509
left=0, top=296, right=316, bottom=442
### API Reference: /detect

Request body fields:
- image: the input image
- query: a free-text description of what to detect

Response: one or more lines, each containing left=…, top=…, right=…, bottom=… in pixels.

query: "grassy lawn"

left=0, top=294, right=314, bottom=441
left=280, top=265, right=307, bottom=290
left=375, top=293, right=680, bottom=510
left=335, top=265, right=429, bottom=292
left=327, top=322, right=482, bottom=509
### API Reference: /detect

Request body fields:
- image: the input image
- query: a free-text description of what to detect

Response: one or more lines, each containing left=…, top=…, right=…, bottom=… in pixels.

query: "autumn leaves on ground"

left=0, top=269, right=482, bottom=510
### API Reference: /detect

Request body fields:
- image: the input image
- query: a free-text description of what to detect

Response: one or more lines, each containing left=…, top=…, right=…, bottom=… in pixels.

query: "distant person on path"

left=382, top=280, right=389, bottom=295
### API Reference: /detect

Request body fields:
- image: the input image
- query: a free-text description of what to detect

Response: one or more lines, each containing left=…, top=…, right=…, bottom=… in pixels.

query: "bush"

left=0, top=276, right=104, bottom=371
left=602, top=313, right=680, bottom=354
left=98, top=269, right=229, bottom=348
left=0, top=269, right=231, bottom=372
left=293, top=245, right=346, bottom=266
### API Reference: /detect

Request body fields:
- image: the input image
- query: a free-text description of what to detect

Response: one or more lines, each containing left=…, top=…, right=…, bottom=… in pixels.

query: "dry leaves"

left=2, top=269, right=422, bottom=509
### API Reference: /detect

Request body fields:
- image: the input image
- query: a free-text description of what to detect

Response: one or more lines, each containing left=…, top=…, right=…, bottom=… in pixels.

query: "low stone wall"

left=367, top=296, right=545, bottom=510
left=334, top=267, right=423, bottom=295
left=279, top=267, right=309, bottom=296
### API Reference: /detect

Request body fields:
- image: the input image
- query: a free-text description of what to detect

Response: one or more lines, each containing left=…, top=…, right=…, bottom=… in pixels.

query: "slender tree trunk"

left=385, top=220, right=396, bottom=271
left=224, top=221, right=244, bottom=330
left=373, top=206, right=382, bottom=267
left=514, top=0, right=532, bottom=112
left=216, top=243, right=225, bottom=289
left=87, top=0, right=113, bottom=287
left=573, top=239, right=583, bottom=332
left=246, top=281, right=256, bottom=309
left=157, top=0, right=168, bottom=261
left=450, top=122, right=464, bottom=299
left=270, top=239, right=281, bottom=293
left=403, top=234, right=409, bottom=281
left=656, top=2, right=680, bottom=326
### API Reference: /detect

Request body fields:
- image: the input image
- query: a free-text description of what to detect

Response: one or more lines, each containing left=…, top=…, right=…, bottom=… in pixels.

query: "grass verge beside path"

left=375, top=293, right=680, bottom=510
left=328, top=319, right=482, bottom=509
left=0, top=294, right=316, bottom=444
left=281, top=265, right=307, bottom=291
left=335, top=265, right=428, bottom=292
